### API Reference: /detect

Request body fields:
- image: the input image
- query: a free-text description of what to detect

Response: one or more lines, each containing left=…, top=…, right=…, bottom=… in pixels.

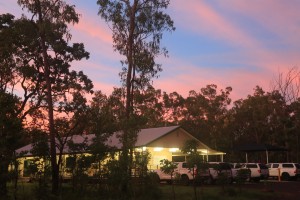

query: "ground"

left=238, top=180, right=300, bottom=200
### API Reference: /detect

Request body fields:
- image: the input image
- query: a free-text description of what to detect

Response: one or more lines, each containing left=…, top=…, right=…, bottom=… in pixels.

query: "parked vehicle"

left=153, top=162, right=210, bottom=185
left=267, top=163, right=300, bottom=181
left=207, top=162, right=233, bottom=184
left=230, top=163, right=250, bottom=182
left=242, top=163, right=269, bottom=182
left=154, top=161, right=235, bottom=185
left=229, top=163, right=243, bottom=178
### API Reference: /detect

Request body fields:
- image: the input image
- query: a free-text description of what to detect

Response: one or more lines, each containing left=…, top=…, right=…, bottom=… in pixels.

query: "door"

left=269, top=163, right=279, bottom=177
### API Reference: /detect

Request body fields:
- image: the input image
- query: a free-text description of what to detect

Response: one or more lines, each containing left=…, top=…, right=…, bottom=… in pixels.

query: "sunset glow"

left=1, top=0, right=299, bottom=101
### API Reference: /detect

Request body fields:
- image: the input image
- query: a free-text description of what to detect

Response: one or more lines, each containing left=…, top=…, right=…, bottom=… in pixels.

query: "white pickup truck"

left=267, top=163, right=300, bottom=181
left=154, top=162, right=194, bottom=185
left=241, top=163, right=269, bottom=182
left=154, top=162, right=235, bottom=185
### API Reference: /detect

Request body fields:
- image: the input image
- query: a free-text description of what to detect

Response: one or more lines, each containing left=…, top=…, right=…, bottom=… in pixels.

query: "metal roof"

left=16, top=126, right=226, bottom=156
left=235, top=143, right=288, bottom=152
left=16, top=126, right=180, bottom=156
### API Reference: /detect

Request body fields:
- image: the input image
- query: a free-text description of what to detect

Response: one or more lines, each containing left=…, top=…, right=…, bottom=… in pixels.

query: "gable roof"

left=136, top=125, right=180, bottom=146
left=16, top=126, right=224, bottom=156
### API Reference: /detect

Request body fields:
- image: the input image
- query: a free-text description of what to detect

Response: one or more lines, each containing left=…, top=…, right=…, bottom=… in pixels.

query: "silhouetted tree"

left=97, top=0, right=175, bottom=197
left=16, top=0, right=92, bottom=194
left=0, top=92, right=24, bottom=197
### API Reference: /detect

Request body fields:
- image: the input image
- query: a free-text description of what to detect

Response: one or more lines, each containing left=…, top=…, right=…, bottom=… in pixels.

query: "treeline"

left=91, top=82, right=300, bottom=163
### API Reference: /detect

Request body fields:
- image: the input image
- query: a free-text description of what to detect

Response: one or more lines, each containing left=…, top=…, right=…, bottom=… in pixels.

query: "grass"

left=5, top=182, right=275, bottom=200
left=160, top=184, right=274, bottom=200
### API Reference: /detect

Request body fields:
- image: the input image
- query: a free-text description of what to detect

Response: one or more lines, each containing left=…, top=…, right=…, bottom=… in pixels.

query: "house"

left=16, top=126, right=225, bottom=178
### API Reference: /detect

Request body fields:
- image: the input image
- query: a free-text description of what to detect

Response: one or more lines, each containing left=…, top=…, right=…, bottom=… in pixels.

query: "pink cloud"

left=73, top=10, right=112, bottom=45
left=0, top=1, right=22, bottom=17
left=92, top=81, right=118, bottom=95
left=165, top=0, right=300, bottom=101
left=210, top=0, right=300, bottom=70
left=2, top=0, right=299, bottom=104
left=154, top=57, right=274, bottom=101
left=154, top=69, right=270, bottom=101
left=171, top=0, right=261, bottom=49
left=222, top=0, right=300, bottom=45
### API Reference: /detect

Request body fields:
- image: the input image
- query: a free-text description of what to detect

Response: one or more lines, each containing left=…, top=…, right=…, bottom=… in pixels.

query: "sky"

left=1, top=0, right=300, bottom=102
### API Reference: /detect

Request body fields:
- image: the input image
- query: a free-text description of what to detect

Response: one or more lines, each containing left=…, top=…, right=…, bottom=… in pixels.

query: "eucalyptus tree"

left=271, top=66, right=300, bottom=104
left=0, top=13, right=45, bottom=120
left=134, top=86, right=165, bottom=128
left=13, top=0, right=93, bottom=194
left=162, top=91, right=185, bottom=125
left=271, top=67, right=300, bottom=161
left=289, top=99, right=300, bottom=162
left=0, top=92, right=24, bottom=196
left=86, top=90, right=122, bottom=170
left=97, top=0, right=175, bottom=195
left=201, top=85, right=232, bottom=150
left=88, top=90, right=122, bottom=135
left=229, top=86, right=289, bottom=162
left=0, top=14, right=37, bottom=196
left=181, top=85, right=232, bottom=149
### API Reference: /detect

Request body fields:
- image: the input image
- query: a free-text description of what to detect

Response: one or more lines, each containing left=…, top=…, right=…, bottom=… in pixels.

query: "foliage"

left=64, top=138, right=92, bottom=193
left=159, top=159, right=178, bottom=200
left=181, top=85, right=232, bottom=150
left=227, top=87, right=291, bottom=162
left=0, top=91, right=24, bottom=197
left=133, top=150, right=151, bottom=178
left=133, top=86, right=165, bottom=128
left=87, top=90, right=120, bottom=135
left=12, top=0, right=93, bottom=195
left=97, top=1, right=175, bottom=197
left=235, top=168, right=251, bottom=191
left=159, top=159, right=178, bottom=177
left=271, top=66, right=300, bottom=104
left=97, top=0, right=175, bottom=90
left=102, top=159, right=124, bottom=199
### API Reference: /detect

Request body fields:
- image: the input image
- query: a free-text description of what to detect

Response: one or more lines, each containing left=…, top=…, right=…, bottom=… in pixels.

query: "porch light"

left=142, top=146, right=147, bottom=151
left=169, top=148, right=179, bottom=152
left=154, top=147, right=164, bottom=152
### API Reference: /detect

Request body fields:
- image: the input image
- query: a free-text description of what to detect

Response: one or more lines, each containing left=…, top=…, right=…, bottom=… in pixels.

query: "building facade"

left=15, top=126, right=225, bottom=179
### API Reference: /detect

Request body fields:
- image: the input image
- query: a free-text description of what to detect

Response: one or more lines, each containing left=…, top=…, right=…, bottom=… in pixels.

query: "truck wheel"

left=253, top=177, right=260, bottom=182
left=281, top=172, right=290, bottom=181
left=181, top=175, right=190, bottom=186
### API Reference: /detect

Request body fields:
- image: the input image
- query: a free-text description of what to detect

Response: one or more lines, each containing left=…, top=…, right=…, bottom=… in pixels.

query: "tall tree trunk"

left=121, top=0, right=138, bottom=196
left=12, top=152, right=19, bottom=200
left=36, top=0, right=59, bottom=194
left=0, top=160, right=8, bottom=197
